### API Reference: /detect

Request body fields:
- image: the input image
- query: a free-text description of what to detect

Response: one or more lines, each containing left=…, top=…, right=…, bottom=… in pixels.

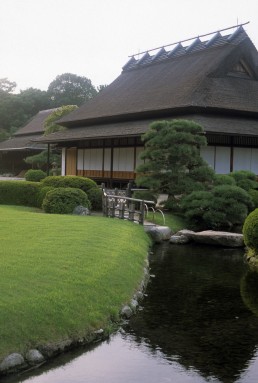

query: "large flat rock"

left=177, top=229, right=244, bottom=247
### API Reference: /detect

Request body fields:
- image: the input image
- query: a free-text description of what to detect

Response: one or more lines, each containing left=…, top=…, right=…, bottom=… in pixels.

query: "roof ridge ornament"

left=128, top=22, right=250, bottom=58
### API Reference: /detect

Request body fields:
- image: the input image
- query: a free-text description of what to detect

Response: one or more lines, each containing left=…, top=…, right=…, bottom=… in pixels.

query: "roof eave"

left=57, top=104, right=258, bottom=128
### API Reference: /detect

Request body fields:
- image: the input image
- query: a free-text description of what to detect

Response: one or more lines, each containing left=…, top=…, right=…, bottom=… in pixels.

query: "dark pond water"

left=4, top=243, right=258, bottom=383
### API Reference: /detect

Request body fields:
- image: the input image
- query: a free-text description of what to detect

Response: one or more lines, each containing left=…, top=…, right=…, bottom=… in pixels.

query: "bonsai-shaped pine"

left=136, top=119, right=215, bottom=208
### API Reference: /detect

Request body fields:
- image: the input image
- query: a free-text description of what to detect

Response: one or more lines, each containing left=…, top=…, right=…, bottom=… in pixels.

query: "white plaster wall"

left=251, top=149, right=258, bottom=174
left=113, top=147, right=134, bottom=171
left=215, top=147, right=231, bottom=174
left=104, top=148, right=111, bottom=171
left=200, top=146, right=215, bottom=169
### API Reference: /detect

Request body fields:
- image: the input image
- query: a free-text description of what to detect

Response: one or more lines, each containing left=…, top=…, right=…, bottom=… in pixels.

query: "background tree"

left=17, top=88, right=51, bottom=119
left=47, top=73, right=97, bottom=107
left=0, top=82, right=51, bottom=139
left=136, top=119, right=215, bottom=208
left=97, top=84, right=108, bottom=92
left=0, top=73, right=97, bottom=141
left=0, top=78, right=16, bottom=94
left=0, top=78, right=16, bottom=138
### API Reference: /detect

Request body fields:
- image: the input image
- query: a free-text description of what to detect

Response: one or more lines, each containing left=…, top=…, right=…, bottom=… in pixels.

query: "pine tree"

left=136, top=119, right=215, bottom=201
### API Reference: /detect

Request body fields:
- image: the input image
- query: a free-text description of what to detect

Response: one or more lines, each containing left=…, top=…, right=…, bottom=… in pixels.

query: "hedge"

left=0, top=178, right=102, bottom=211
left=41, top=176, right=97, bottom=193
left=0, top=181, right=42, bottom=207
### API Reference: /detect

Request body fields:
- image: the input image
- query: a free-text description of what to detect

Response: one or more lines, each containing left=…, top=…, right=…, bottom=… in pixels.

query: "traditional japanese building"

left=35, top=24, right=258, bottom=186
left=0, top=109, right=56, bottom=175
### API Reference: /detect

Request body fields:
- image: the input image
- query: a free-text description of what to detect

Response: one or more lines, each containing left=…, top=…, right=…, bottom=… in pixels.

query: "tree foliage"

left=47, top=73, right=97, bottom=107
left=0, top=73, right=98, bottom=139
left=0, top=84, right=51, bottom=136
left=229, top=170, right=258, bottom=191
left=136, top=119, right=215, bottom=198
left=181, top=185, right=254, bottom=230
left=0, top=78, right=16, bottom=94
left=24, top=150, right=61, bottom=169
left=44, top=105, right=78, bottom=135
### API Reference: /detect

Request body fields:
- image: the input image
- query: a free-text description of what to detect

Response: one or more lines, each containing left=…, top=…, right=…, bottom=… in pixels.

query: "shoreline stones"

left=0, top=353, right=25, bottom=374
left=171, top=229, right=244, bottom=248
left=144, top=225, right=172, bottom=243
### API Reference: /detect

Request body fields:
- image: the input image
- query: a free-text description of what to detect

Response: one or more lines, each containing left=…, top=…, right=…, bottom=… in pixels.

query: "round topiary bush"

left=25, top=169, right=47, bottom=182
left=42, top=187, right=91, bottom=214
left=243, top=209, right=258, bottom=252
left=41, top=175, right=97, bottom=193
left=36, top=186, right=55, bottom=208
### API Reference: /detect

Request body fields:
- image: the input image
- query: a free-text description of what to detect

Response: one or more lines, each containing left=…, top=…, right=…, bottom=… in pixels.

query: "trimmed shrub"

left=243, top=209, right=258, bottom=252
left=230, top=170, right=258, bottom=191
left=42, top=187, right=91, bottom=214
left=214, top=174, right=236, bottom=186
left=87, top=187, right=103, bottom=210
left=41, top=176, right=97, bottom=193
left=0, top=181, right=41, bottom=207
left=36, top=186, right=55, bottom=208
left=249, top=189, right=258, bottom=209
left=182, top=185, right=254, bottom=230
left=25, top=169, right=47, bottom=182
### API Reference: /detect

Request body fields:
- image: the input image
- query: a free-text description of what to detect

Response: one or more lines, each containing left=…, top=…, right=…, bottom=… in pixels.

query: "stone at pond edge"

left=25, top=349, right=45, bottom=365
left=134, top=291, right=144, bottom=301
left=38, top=339, right=73, bottom=358
left=170, top=234, right=190, bottom=244
left=145, top=226, right=172, bottom=243
left=120, top=305, right=133, bottom=319
left=176, top=229, right=244, bottom=248
left=130, top=299, right=139, bottom=312
left=73, top=205, right=90, bottom=216
left=0, top=353, right=25, bottom=372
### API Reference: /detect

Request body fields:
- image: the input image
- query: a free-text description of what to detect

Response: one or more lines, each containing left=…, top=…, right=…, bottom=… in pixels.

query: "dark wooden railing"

left=102, top=189, right=155, bottom=225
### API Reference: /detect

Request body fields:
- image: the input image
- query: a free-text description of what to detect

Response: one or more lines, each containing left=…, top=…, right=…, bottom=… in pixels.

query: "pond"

left=4, top=243, right=258, bottom=383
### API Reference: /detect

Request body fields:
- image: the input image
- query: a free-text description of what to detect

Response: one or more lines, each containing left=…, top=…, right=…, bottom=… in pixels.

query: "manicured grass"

left=0, top=206, right=150, bottom=359
left=146, top=210, right=186, bottom=232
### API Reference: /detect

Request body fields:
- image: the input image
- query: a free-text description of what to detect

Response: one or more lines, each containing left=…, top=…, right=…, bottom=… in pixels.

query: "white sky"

left=0, top=0, right=257, bottom=92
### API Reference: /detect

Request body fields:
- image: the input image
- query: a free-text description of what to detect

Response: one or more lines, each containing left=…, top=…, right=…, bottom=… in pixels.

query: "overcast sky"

left=0, top=0, right=257, bottom=92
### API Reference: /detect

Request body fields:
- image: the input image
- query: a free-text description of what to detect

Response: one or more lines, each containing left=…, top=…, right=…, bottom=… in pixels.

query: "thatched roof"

left=58, top=25, right=258, bottom=128
left=0, top=134, right=46, bottom=151
left=14, top=108, right=57, bottom=136
left=0, top=108, right=56, bottom=151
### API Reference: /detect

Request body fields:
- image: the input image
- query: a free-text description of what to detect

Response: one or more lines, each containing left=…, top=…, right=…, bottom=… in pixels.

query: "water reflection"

left=129, top=243, right=258, bottom=383
left=3, top=243, right=258, bottom=383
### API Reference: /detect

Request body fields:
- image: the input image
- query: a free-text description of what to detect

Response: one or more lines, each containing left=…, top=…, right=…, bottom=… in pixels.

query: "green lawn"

left=0, top=206, right=150, bottom=359
left=146, top=210, right=186, bottom=232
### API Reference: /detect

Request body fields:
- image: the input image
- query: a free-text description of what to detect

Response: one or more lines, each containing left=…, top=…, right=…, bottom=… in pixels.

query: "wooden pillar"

left=47, top=143, right=50, bottom=176
left=230, top=136, right=234, bottom=172
left=110, top=140, right=114, bottom=187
